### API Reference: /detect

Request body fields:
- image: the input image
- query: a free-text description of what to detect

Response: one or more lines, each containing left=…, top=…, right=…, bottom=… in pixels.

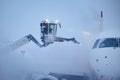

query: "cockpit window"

left=93, top=38, right=119, bottom=49
left=92, top=39, right=100, bottom=49
left=99, top=38, right=118, bottom=48
left=118, top=38, right=120, bottom=47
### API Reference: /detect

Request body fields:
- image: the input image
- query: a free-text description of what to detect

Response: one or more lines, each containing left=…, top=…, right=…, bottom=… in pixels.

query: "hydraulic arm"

left=4, top=34, right=42, bottom=52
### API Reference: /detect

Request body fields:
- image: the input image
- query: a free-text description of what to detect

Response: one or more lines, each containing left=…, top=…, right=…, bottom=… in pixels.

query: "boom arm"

left=5, top=34, right=42, bottom=52
left=55, top=37, right=80, bottom=44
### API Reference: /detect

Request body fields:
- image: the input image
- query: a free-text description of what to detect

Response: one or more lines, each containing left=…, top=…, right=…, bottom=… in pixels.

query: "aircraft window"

left=99, top=38, right=118, bottom=48
left=92, top=39, right=100, bottom=49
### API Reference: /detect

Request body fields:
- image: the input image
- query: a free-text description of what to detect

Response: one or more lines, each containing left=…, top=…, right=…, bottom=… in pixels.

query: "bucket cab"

left=40, top=19, right=61, bottom=43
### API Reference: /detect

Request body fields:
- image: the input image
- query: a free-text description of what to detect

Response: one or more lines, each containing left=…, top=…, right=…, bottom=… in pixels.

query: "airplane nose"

left=90, top=48, right=120, bottom=80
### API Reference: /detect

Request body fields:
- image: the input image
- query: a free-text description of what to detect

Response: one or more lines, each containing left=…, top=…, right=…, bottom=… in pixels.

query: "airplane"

left=89, top=11, right=120, bottom=80
left=89, top=30, right=120, bottom=80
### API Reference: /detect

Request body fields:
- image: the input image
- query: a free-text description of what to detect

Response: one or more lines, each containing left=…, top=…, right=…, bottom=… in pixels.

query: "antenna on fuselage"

left=100, top=11, right=103, bottom=32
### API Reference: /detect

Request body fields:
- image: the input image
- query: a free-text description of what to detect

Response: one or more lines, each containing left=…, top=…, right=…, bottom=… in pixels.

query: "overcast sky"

left=0, top=0, right=120, bottom=80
